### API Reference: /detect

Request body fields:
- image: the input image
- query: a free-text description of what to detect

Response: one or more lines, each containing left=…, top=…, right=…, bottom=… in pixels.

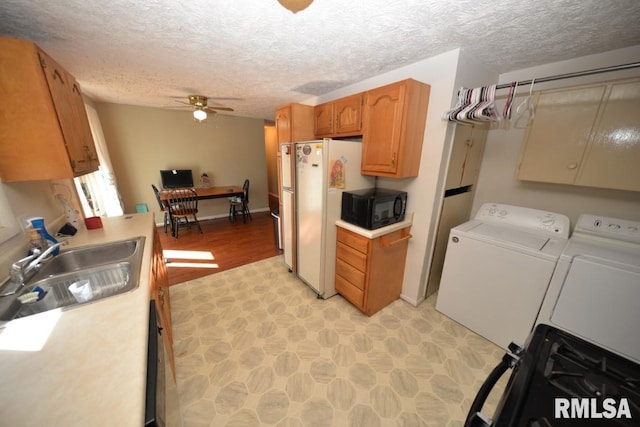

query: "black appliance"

left=466, top=324, right=640, bottom=426
left=160, top=169, right=194, bottom=189
left=145, top=300, right=166, bottom=426
left=341, top=188, right=407, bottom=230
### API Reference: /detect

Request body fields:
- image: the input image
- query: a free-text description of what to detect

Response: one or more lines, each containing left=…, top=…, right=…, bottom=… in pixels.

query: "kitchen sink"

left=0, top=236, right=145, bottom=322
left=30, top=237, right=144, bottom=279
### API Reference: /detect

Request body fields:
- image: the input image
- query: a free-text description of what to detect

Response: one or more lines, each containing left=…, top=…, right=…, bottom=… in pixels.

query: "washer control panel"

left=575, top=214, right=640, bottom=244
left=474, top=203, right=570, bottom=238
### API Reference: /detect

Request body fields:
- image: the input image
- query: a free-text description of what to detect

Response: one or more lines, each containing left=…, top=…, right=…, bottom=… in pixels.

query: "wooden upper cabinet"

left=361, top=79, right=430, bottom=178
left=314, top=93, right=363, bottom=138
left=275, top=103, right=314, bottom=144
left=314, top=103, right=333, bottom=137
left=0, top=37, right=99, bottom=182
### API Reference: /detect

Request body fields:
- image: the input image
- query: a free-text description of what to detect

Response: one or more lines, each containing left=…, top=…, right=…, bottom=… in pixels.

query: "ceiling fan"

left=175, top=95, right=234, bottom=121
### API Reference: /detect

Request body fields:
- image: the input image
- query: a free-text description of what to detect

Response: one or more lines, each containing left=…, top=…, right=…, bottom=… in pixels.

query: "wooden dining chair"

left=151, top=184, right=170, bottom=233
left=228, top=179, right=252, bottom=223
left=168, top=188, right=203, bottom=237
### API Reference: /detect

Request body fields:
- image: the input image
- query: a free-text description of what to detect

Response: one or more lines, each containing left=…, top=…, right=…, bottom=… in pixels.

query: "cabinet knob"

left=567, top=163, right=578, bottom=170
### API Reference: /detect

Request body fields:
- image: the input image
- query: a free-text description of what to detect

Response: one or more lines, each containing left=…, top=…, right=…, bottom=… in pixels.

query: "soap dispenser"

left=27, top=217, right=59, bottom=255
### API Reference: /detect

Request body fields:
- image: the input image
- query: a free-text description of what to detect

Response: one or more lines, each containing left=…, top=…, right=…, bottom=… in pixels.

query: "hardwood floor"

left=157, top=211, right=282, bottom=286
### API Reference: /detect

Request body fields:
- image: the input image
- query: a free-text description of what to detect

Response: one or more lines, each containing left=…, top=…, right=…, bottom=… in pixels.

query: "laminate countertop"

left=0, top=213, right=155, bottom=426
left=335, top=212, right=414, bottom=238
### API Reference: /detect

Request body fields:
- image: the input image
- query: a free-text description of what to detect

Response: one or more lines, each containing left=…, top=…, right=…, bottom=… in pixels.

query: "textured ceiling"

left=1, top=0, right=639, bottom=120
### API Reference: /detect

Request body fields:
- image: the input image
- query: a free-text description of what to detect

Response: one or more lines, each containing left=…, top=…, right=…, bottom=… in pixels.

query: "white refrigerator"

left=294, top=139, right=374, bottom=298
left=280, top=142, right=295, bottom=271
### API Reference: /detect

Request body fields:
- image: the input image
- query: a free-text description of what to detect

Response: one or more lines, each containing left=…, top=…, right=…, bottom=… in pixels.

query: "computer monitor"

left=160, top=169, right=194, bottom=189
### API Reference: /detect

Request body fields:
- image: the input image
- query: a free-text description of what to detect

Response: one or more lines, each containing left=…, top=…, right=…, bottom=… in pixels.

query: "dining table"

left=159, top=185, right=244, bottom=236
left=159, top=185, right=244, bottom=202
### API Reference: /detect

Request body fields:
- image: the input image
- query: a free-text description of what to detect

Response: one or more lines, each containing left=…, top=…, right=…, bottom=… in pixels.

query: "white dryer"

left=536, top=214, right=640, bottom=364
left=435, top=203, right=570, bottom=349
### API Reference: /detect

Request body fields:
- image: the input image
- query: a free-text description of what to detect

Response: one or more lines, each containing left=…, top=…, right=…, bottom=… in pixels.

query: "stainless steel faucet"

left=0, top=241, right=68, bottom=296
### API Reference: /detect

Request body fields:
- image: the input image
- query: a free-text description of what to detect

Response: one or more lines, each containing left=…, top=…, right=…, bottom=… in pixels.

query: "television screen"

left=160, top=169, right=194, bottom=189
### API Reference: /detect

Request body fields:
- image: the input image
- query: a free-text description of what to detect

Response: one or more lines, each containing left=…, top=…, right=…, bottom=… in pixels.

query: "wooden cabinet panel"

left=361, top=79, right=430, bottom=178
left=314, top=93, right=363, bottom=138
left=275, top=103, right=314, bottom=144
left=577, top=80, right=640, bottom=191
left=335, top=257, right=366, bottom=290
left=151, top=229, right=175, bottom=377
left=336, top=241, right=367, bottom=271
left=333, top=93, right=363, bottom=136
left=0, top=37, right=99, bottom=181
left=335, top=226, right=411, bottom=316
left=314, top=103, right=333, bottom=137
left=336, top=227, right=369, bottom=253
left=335, top=274, right=364, bottom=307
left=39, top=49, right=98, bottom=175
left=275, top=106, right=292, bottom=144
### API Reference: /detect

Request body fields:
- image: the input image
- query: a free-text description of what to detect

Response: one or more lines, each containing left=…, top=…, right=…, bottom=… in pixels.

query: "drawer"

left=337, top=242, right=367, bottom=271
left=337, top=227, right=369, bottom=254
left=335, top=274, right=364, bottom=308
left=335, top=258, right=365, bottom=290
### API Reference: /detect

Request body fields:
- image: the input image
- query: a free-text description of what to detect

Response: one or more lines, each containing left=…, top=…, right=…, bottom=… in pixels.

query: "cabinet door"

left=361, top=82, right=406, bottom=175
left=39, top=49, right=98, bottom=176
left=39, top=51, right=82, bottom=165
left=516, top=86, right=606, bottom=184
left=68, top=77, right=99, bottom=174
left=445, top=125, right=487, bottom=190
left=334, top=93, right=363, bottom=136
left=275, top=106, right=292, bottom=143
left=577, top=80, right=640, bottom=191
left=314, top=103, right=333, bottom=137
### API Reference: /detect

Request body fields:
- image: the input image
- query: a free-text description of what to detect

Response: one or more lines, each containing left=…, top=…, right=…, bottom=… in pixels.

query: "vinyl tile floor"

left=170, top=256, right=507, bottom=427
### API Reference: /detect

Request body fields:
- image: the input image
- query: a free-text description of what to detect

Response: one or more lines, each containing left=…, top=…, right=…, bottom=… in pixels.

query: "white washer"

left=536, top=214, right=640, bottom=364
left=435, top=203, right=570, bottom=349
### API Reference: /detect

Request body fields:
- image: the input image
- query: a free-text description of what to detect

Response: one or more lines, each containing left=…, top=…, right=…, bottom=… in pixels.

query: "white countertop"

left=335, top=212, right=414, bottom=238
left=0, top=213, right=155, bottom=426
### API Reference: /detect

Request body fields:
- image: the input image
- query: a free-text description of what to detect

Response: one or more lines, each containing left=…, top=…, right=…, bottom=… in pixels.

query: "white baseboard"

left=155, top=207, right=270, bottom=228
left=399, top=293, right=424, bottom=307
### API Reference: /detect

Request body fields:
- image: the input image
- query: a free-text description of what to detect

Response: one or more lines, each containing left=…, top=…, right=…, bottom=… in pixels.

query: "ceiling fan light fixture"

left=278, top=0, right=313, bottom=13
left=193, top=109, right=207, bottom=121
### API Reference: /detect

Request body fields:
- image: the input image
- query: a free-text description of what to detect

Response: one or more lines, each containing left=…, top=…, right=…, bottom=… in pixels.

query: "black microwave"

left=341, top=188, right=407, bottom=230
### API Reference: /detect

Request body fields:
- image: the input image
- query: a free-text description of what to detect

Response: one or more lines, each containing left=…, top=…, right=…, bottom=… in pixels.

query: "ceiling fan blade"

left=174, top=100, right=190, bottom=105
left=206, top=106, right=234, bottom=112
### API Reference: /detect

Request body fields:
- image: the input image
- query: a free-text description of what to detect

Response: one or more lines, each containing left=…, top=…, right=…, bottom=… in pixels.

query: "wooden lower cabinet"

left=151, top=229, right=175, bottom=377
left=335, top=225, right=411, bottom=316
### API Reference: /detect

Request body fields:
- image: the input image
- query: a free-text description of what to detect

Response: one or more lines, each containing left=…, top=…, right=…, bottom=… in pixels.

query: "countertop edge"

left=336, top=212, right=414, bottom=238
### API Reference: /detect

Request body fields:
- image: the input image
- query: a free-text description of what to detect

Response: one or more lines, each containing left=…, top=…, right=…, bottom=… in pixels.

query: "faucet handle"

left=11, top=253, right=37, bottom=272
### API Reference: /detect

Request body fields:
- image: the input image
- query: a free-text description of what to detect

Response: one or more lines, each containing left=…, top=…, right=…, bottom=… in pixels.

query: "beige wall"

left=0, top=180, right=70, bottom=274
left=94, top=103, right=269, bottom=221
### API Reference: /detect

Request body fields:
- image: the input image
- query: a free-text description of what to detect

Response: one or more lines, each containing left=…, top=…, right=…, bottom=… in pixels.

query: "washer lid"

left=466, top=223, right=550, bottom=251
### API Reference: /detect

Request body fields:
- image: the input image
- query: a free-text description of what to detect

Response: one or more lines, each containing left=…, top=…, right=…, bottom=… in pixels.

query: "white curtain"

left=74, top=103, right=124, bottom=217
